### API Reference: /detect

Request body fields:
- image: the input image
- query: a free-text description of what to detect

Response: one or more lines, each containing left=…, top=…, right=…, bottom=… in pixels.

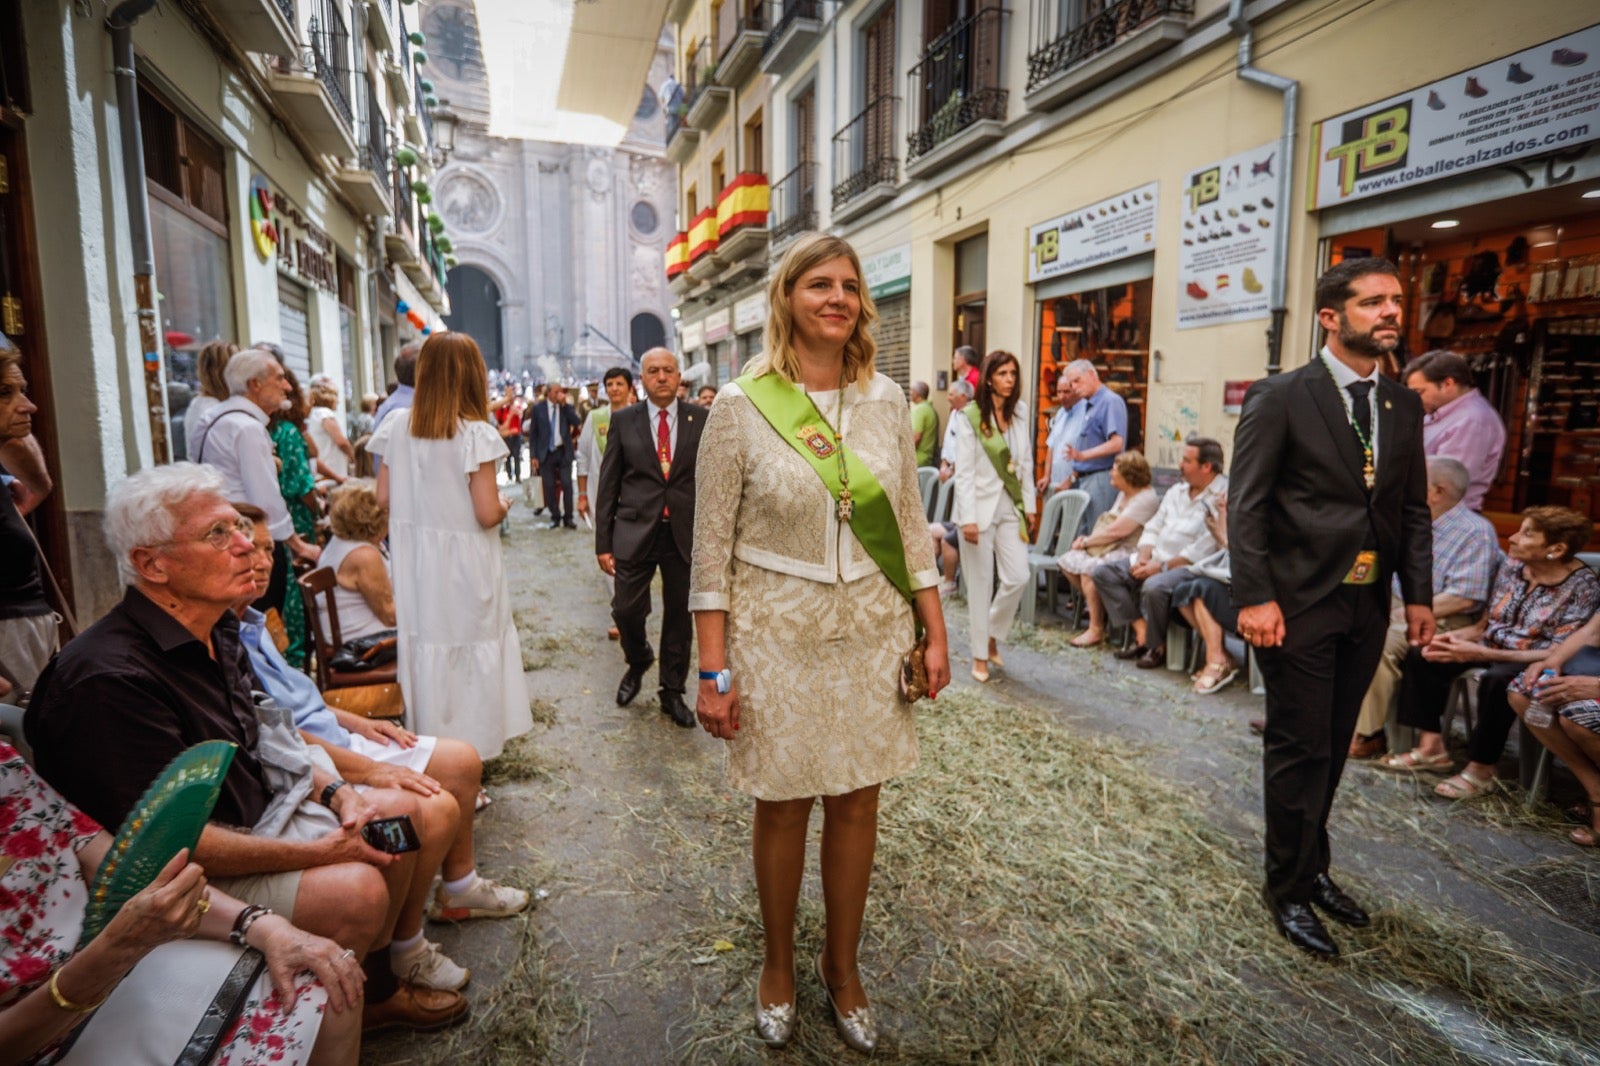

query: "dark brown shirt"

left=24, top=586, right=272, bottom=831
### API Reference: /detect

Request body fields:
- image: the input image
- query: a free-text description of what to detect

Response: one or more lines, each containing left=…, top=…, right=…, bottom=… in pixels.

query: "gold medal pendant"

left=837, top=490, right=854, bottom=522
left=1007, top=458, right=1017, bottom=474
left=1362, top=448, right=1375, bottom=491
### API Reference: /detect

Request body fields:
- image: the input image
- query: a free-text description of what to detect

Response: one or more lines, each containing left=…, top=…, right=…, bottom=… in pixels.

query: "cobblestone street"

left=364, top=496, right=1600, bottom=1065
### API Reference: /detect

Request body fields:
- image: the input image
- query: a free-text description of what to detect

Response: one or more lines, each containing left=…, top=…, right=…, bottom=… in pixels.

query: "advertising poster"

left=1027, top=183, right=1158, bottom=284
left=1148, top=383, right=1202, bottom=471
left=1223, top=380, right=1254, bottom=416
left=1309, top=24, right=1600, bottom=209
left=1176, top=142, right=1282, bottom=329
left=862, top=244, right=912, bottom=299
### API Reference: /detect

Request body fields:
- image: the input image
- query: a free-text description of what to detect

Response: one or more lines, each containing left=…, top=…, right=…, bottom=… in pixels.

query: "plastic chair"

left=1579, top=551, right=1600, bottom=575
left=1020, top=490, right=1089, bottom=625
left=918, top=466, right=940, bottom=519
left=1439, top=667, right=1485, bottom=744
left=931, top=478, right=955, bottom=523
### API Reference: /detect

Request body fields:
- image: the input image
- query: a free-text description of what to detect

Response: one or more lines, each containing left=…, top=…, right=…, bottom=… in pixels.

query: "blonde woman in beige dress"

left=691, top=234, right=951, bottom=1052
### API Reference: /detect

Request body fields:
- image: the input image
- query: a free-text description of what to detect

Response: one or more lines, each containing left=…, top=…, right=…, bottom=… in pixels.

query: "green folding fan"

left=78, top=740, right=237, bottom=947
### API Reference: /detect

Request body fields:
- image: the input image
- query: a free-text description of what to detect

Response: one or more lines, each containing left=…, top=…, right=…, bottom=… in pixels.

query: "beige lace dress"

left=690, top=373, right=940, bottom=800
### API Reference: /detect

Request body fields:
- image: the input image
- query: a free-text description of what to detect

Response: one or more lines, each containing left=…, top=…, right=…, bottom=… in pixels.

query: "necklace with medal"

left=1345, top=401, right=1375, bottom=490
left=830, top=383, right=852, bottom=522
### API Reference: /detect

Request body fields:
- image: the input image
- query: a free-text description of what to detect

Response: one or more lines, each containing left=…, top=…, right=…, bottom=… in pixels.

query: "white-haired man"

left=190, top=347, right=321, bottom=567
left=26, top=463, right=469, bottom=1032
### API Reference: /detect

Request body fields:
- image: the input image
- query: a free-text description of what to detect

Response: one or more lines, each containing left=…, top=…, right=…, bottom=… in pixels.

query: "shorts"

left=211, top=868, right=303, bottom=920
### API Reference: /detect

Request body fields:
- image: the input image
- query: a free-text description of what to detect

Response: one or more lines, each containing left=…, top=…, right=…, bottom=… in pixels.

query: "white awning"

left=474, top=0, right=669, bottom=146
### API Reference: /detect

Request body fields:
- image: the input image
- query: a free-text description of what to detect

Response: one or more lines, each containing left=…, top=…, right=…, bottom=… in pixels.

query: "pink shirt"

left=1422, top=388, right=1506, bottom=512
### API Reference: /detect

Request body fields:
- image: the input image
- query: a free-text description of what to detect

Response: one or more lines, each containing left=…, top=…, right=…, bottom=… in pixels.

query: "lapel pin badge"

left=1384, top=400, right=1392, bottom=409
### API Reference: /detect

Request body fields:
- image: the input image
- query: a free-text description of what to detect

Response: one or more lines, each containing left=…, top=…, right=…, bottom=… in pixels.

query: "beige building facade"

left=668, top=0, right=1599, bottom=529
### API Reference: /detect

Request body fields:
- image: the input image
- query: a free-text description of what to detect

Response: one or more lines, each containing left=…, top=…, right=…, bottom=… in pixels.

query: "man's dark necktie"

left=1345, top=380, right=1373, bottom=444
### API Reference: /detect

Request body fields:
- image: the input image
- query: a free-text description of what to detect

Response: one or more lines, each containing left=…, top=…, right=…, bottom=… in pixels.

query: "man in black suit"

left=529, top=382, right=581, bottom=529
left=594, top=348, right=703, bottom=727
left=1230, top=257, right=1434, bottom=959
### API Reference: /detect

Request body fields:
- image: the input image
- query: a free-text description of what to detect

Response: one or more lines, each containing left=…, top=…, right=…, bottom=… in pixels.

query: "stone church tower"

left=420, top=0, right=675, bottom=381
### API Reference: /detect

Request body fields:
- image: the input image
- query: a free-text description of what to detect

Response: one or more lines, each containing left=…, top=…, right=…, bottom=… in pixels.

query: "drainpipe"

left=1227, top=0, right=1296, bottom=375
left=107, top=0, right=170, bottom=461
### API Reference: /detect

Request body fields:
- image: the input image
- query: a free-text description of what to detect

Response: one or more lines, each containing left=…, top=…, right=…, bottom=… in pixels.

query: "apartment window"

left=744, top=110, right=764, bottom=174
left=793, top=83, right=816, bottom=165
left=686, top=185, right=698, bottom=221
left=862, top=3, right=896, bottom=161
left=712, top=153, right=726, bottom=198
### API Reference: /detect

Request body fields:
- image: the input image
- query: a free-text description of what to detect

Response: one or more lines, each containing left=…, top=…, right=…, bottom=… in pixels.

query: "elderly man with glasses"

left=25, top=463, right=469, bottom=1034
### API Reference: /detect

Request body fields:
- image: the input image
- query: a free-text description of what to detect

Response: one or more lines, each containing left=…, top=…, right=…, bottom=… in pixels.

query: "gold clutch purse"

left=899, top=632, right=930, bottom=703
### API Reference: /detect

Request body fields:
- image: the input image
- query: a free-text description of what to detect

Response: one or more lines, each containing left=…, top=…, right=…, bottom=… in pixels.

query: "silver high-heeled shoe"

left=754, top=973, right=796, bottom=1047
left=815, top=950, right=878, bottom=1053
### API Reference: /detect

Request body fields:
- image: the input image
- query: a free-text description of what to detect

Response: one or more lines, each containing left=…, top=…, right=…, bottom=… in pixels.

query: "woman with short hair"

left=691, top=233, right=950, bottom=1052
left=1381, top=506, right=1600, bottom=799
left=318, top=479, right=395, bottom=644
left=307, top=379, right=356, bottom=484
left=182, top=340, right=238, bottom=456
left=1057, top=449, right=1158, bottom=648
left=370, top=333, right=531, bottom=760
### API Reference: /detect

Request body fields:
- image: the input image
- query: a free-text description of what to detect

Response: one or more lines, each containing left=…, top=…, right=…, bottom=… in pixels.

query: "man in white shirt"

left=191, top=347, right=321, bottom=570
left=1038, top=369, right=1083, bottom=497
left=1092, top=438, right=1227, bottom=668
left=938, top=379, right=973, bottom=484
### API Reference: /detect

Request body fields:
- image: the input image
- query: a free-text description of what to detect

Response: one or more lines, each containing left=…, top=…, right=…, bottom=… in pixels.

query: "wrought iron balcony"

left=1027, top=0, right=1193, bottom=94
left=276, top=0, right=294, bottom=24
left=764, top=0, right=821, bottom=59
left=306, top=0, right=353, bottom=126
left=831, top=95, right=898, bottom=215
left=906, top=6, right=1007, bottom=165
left=770, top=161, right=816, bottom=245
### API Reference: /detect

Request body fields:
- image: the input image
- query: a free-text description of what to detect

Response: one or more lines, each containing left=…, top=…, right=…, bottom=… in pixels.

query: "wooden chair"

left=297, top=567, right=403, bottom=720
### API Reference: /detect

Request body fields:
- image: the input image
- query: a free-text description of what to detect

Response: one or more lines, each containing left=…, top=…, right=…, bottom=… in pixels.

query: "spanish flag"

left=688, top=207, right=719, bottom=262
left=717, top=172, right=770, bottom=237
left=665, top=232, right=689, bottom=278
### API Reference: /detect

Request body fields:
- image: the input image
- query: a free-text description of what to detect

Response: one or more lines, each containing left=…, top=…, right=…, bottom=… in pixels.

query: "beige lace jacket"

left=689, top=372, right=941, bottom=612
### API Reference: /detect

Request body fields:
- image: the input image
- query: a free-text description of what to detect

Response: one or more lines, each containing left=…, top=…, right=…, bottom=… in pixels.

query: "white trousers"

left=959, top=509, right=1029, bottom=658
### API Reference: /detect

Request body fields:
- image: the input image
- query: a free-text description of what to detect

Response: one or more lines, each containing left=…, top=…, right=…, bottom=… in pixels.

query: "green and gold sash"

left=966, top=404, right=1028, bottom=536
left=736, top=372, right=914, bottom=605
left=590, top=406, right=612, bottom=453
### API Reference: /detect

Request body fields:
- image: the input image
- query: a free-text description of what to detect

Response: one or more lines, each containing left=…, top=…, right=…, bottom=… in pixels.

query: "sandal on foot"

left=1192, top=660, right=1239, bottom=695
left=971, top=662, right=990, bottom=683
left=1571, top=826, right=1600, bottom=848
left=1070, top=630, right=1104, bottom=648
left=1435, top=769, right=1497, bottom=800
left=1374, top=750, right=1453, bottom=774
left=988, top=646, right=1004, bottom=669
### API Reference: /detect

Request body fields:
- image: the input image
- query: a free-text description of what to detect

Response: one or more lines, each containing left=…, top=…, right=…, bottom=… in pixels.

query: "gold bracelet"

left=48, top=966, right=108, bottom=1013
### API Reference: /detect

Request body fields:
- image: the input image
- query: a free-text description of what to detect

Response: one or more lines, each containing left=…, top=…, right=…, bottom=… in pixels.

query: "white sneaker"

left=392, top=938, right=470, bottom=992
left=427, top=875, right=531, bottom=922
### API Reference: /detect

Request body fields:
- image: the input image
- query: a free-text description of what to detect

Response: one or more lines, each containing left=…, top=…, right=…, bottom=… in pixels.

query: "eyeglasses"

left=156, top=518, right=254, bottom=552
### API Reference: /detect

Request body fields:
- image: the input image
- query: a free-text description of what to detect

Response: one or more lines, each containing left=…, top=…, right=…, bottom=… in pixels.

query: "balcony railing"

left=907, top=7, right=1007, bottom=161
left=831, top=96, right=898, bottom=209
left=361, top=77, right=389, bottom=178
left=770, top=161, right=816, bottom=244
left=685, top=36, right=711, bottom=95
left=391, top=164, right=415, bottom=232
left=763, top=0, right=821, bottom=57
left=398, top=5, right=412, bottom=80
left=666, top=82, right=688, bottom=143
left=1027, top=0, right=1193, bottom=92
left=277, top=0, right=296, bottom=25
left=413, top=67, right=434, bottom=144
left=306, top=0, right=353, bottom=125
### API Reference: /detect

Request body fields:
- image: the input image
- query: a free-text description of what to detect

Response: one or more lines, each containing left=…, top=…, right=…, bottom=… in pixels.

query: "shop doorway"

left=1330, top=183, right=1600, bottom=527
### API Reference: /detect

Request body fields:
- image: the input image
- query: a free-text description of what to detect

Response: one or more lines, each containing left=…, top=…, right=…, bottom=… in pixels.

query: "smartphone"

left=361, top=815, right=422, bottom=854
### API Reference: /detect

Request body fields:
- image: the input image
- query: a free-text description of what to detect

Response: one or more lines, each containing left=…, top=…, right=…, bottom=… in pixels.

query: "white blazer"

left=953, top=400, right=1036, bottom=528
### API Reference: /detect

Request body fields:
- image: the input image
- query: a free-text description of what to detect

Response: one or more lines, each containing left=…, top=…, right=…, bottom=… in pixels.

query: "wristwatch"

left=698, top=668, right=732, bottom=694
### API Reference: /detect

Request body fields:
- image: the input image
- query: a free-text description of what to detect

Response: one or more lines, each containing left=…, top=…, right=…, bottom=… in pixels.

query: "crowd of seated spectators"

left=3, top=336, right=534, bottom=1056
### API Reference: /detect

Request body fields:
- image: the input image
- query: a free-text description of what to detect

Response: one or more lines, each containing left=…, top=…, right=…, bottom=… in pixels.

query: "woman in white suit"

left=954, top=350, right=1037, bottom=682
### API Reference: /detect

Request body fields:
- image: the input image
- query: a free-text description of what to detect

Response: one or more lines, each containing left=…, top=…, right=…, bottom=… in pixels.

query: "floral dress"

left=0, top=741, right=325, bottom=1064
left=270, top=419, right=318, bottom=668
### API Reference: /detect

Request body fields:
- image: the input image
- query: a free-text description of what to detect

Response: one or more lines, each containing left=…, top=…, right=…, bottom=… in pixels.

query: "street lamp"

left=432, top=101, right=459, bottom=164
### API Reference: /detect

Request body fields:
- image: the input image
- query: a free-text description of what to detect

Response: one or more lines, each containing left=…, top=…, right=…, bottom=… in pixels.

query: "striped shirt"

left=1431, top=503, right=1500, bottom=611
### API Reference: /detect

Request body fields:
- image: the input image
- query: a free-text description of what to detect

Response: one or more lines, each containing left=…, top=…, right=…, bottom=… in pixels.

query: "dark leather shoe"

left=660, top=691, right=695, bottom=728
left=1248, top=718, right=1266, bottom=736
left=1311, top=873, right=1370, bottom=927
left=563, top=520, right=577, bottom=529
left=1135, top=645, right=1166, bottom=670
left=363, top=979, right=471, bottom=1033
left=1264, top=890, right=1339, bottom=959
left=1347, top=732, right=1387, bottom=760
left=1113, top=643, right=1148, bottom=661
left=616, top=659, right=653, bottom=706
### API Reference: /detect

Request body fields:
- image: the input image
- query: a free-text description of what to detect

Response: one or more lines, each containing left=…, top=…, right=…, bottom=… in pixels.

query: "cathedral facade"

left=422, top=0, right=676, bottom=381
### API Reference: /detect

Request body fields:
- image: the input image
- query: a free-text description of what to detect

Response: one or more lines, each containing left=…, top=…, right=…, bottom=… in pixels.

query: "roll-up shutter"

left=276, top=276, right=312, bottom=383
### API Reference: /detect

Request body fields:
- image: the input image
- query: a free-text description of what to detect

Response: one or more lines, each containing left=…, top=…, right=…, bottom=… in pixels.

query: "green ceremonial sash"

left=591, top=407, right=611, bottom=454
left=736, top=372, right=914, bottom=605
left=966, top=404, right=1028, bottom=535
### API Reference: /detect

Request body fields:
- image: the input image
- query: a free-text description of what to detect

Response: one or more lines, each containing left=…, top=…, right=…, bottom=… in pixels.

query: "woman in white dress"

left=954, top=351, right=1037, bottom=682
left=370, top=333, right=531, bottom=760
